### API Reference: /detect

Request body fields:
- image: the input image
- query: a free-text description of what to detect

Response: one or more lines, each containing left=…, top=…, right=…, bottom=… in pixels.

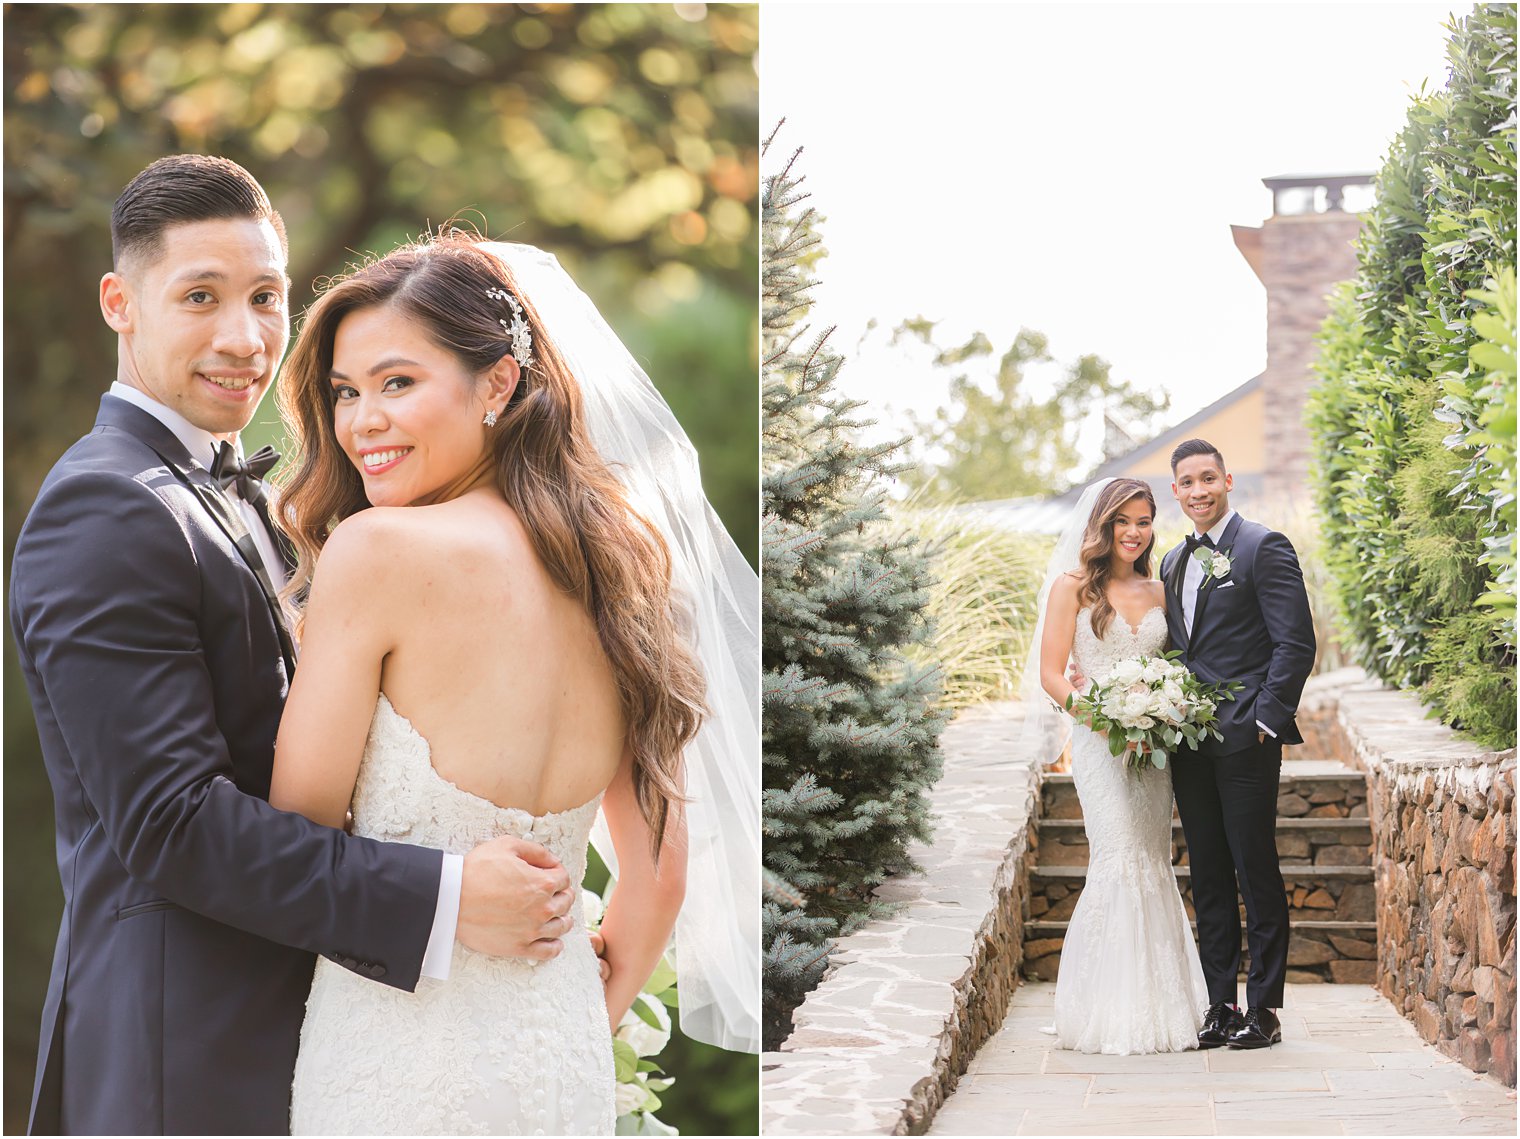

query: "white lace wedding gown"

left=1053, top=606, right=1208, bottom=1054
left=290, top=694, right=615, bottom=1135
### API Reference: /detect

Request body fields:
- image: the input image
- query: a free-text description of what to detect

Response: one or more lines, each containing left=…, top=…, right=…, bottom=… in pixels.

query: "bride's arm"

left=1040, top=573, right=1085, bottom=718
left=270, top=514, right=396, bottom=830
left=597, top=748, right=687, bottom=1031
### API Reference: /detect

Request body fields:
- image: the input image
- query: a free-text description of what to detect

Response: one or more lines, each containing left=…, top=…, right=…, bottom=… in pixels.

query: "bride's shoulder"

left=1050, top=571, right=1082, bottom=602
left=1054, top=570, right=1082, bottom=591
left=318, top=504, right=519, bottom=581
left=306, top=508, right=423, bottom=590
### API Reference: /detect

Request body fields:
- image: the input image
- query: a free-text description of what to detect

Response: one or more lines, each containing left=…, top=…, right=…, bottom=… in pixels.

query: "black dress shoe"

left=1197, top=1001, right=1244, bottom=1049
left=1226, top=1006, right=1282, bottom=1049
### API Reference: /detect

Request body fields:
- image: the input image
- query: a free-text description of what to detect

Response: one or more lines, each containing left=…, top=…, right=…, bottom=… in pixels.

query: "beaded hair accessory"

left=485, top=286, right=534, bottom=371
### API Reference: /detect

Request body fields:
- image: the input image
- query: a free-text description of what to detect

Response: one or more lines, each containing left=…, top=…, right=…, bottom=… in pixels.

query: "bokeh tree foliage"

left=3, top=4, right=758, bottom=1134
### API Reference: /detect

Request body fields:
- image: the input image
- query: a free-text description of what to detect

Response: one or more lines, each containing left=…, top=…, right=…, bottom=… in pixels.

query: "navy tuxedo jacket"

left=1159, top=513, right=1316, bottom=757
left=10, top=395, right=443, bottom=1135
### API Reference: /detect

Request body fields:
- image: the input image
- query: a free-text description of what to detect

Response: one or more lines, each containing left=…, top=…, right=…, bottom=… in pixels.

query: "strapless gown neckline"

left=372, top=692, right=602, bottom=828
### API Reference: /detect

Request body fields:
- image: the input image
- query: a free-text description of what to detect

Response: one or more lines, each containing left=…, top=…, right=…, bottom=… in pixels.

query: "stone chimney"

left=1232, top=174, right=1369, bottom=508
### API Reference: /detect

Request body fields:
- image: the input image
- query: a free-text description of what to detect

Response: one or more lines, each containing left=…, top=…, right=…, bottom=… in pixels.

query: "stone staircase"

left=1021, top=760, right=1379, bottom=984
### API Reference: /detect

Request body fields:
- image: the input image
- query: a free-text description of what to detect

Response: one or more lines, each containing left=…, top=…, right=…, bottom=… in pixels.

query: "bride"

left=1026, top=476, right=1207, bottom=1054
left=266, top=232, right=758, bottom=1133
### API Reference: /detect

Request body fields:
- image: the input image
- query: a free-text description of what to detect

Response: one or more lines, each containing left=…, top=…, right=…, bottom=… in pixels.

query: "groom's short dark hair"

left=111, top=154, right=288, bottom=271
left=1170, top=438, right=1225, bottom=473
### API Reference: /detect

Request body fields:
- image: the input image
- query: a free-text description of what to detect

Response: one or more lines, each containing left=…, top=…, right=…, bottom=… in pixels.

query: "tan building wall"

left=1108, top=386, right=1267, bottom=480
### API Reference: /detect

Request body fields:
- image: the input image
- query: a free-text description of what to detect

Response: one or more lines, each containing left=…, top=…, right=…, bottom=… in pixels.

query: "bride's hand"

left=589, top=931, right=612, bottom=983
left=457, top=835, right=574, bottom=960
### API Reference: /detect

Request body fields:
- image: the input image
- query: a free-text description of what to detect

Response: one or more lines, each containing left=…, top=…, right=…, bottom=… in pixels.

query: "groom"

left=1160, top=439, right=1315, bottom=1049
left=10, top=155, right=585, bottom=1135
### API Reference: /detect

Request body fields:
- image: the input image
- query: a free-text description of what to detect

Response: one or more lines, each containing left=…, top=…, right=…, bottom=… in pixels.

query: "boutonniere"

left=1193, top=546, right=1233, bottom=581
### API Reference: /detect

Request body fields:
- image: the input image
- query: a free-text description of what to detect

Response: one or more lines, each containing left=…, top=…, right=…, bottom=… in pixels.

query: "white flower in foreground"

left=1141, top=658, right=1169, bottom=684
left=614, top=1080, right=648, bottom=1117
left=617, top=998, right=672, bottom=1057
left=582, top=888, right=605, bottom=929
left=1109, top=659, right=1144, bottom=686
left=617, top=1109, right=679, bottom=1135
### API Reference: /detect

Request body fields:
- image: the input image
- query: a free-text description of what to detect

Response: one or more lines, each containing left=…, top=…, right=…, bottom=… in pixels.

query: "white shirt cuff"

left=419, top=853, right=464, bottom=980
left=1257, top=720, right=1277, bottom=739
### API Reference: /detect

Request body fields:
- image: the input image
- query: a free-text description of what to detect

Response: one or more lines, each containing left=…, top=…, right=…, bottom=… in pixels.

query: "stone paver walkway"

left=929, top=982, right=1516, bottom=1136
left=763, top=702, right=1039, bottom=1135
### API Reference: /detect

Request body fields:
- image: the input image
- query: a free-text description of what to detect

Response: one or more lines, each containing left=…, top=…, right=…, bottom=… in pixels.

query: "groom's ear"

left=100, top=272, right=133, bottom=334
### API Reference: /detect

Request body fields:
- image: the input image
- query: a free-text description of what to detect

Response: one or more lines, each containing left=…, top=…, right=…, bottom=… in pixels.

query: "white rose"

left=617, top=999, right=672, bottom=1057
left=1140, top=658, right=1168, bottom=684
left=1122, top=690, right=1152, bottom=721
left=615, top=1080, right=648, bottom=1117
left=1162, top=680, right=1184, bottom=704
left=1109, top=659, right=1144, bottom=686
left=1210, top=553, right=1232, bottom=579
left=582, top=888, right=605, bottom=930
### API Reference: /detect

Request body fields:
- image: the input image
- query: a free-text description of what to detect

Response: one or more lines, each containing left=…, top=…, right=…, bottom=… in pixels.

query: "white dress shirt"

left=108, top=383, right=463, bottom=978
left=1181, top=509, right=1276, bottom=741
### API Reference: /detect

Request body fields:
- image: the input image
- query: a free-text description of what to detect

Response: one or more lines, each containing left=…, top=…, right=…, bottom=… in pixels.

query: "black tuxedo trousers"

left=1171, top=739, right=1289, bottom=1007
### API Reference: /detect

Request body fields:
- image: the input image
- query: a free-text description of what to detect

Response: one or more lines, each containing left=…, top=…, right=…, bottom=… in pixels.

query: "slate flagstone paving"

left=928, top=982, right=1516, bottom=1136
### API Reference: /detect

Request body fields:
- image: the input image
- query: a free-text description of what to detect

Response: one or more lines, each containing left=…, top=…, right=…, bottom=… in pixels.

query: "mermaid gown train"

left=289, top=694, right=615, bottom=1135
left=1053, top=606, right=1209, bottom=1054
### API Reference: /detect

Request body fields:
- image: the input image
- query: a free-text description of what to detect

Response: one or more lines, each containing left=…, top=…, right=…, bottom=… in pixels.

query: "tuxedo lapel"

left=1165, top=541, right=1189, bottom=605
left=1188, top=511, right=1246, bottom=649
left=96, top=396, right=297, bottom=674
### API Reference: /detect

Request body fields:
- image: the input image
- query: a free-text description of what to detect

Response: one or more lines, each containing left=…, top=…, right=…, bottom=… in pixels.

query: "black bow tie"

left=211, top=442, right=279, bottom=505
left=1185, top=532, right=1216, bottom=553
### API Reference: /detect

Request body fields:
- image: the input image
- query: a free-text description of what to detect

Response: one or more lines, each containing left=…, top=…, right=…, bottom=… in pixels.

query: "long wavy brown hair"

left=275, top=230, right=703, bottom=859
left=1075, top=478, right=1157, bottom=639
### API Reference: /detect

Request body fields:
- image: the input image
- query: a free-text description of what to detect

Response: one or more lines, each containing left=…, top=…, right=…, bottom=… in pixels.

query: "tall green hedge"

left=1307, top=3, right=1516, bottom=750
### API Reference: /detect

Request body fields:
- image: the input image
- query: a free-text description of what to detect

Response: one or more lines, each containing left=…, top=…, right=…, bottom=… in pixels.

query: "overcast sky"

left=760, top=1, right=1458, bottom=463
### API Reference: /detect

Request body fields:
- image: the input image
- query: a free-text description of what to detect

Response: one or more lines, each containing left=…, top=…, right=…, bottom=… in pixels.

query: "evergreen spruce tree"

left=760, top=128, right=947, bottom=1046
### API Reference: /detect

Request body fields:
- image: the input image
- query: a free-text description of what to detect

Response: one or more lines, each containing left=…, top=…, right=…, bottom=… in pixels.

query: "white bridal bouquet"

left=1065, top=652, right=1240, bottom=772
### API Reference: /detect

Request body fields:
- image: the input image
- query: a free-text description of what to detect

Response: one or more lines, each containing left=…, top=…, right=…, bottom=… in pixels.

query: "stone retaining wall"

left=1319, top=677, right=1517, bottom=1087
left=761, top=702, right=1039, bottom=1136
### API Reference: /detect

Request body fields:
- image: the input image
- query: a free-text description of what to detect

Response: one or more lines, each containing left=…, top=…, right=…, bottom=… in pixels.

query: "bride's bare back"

left=271, top=489, right=626, bottom=831
left=378, top=492, right=626, bottom=816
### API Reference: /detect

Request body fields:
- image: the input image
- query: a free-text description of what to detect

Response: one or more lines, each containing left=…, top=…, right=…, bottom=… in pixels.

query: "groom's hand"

left=457, top=836, right=575, bottom=959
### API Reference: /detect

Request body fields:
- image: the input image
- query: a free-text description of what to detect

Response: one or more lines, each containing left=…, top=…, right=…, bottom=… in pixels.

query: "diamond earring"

left=483, top=409, right=499, bottom=427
